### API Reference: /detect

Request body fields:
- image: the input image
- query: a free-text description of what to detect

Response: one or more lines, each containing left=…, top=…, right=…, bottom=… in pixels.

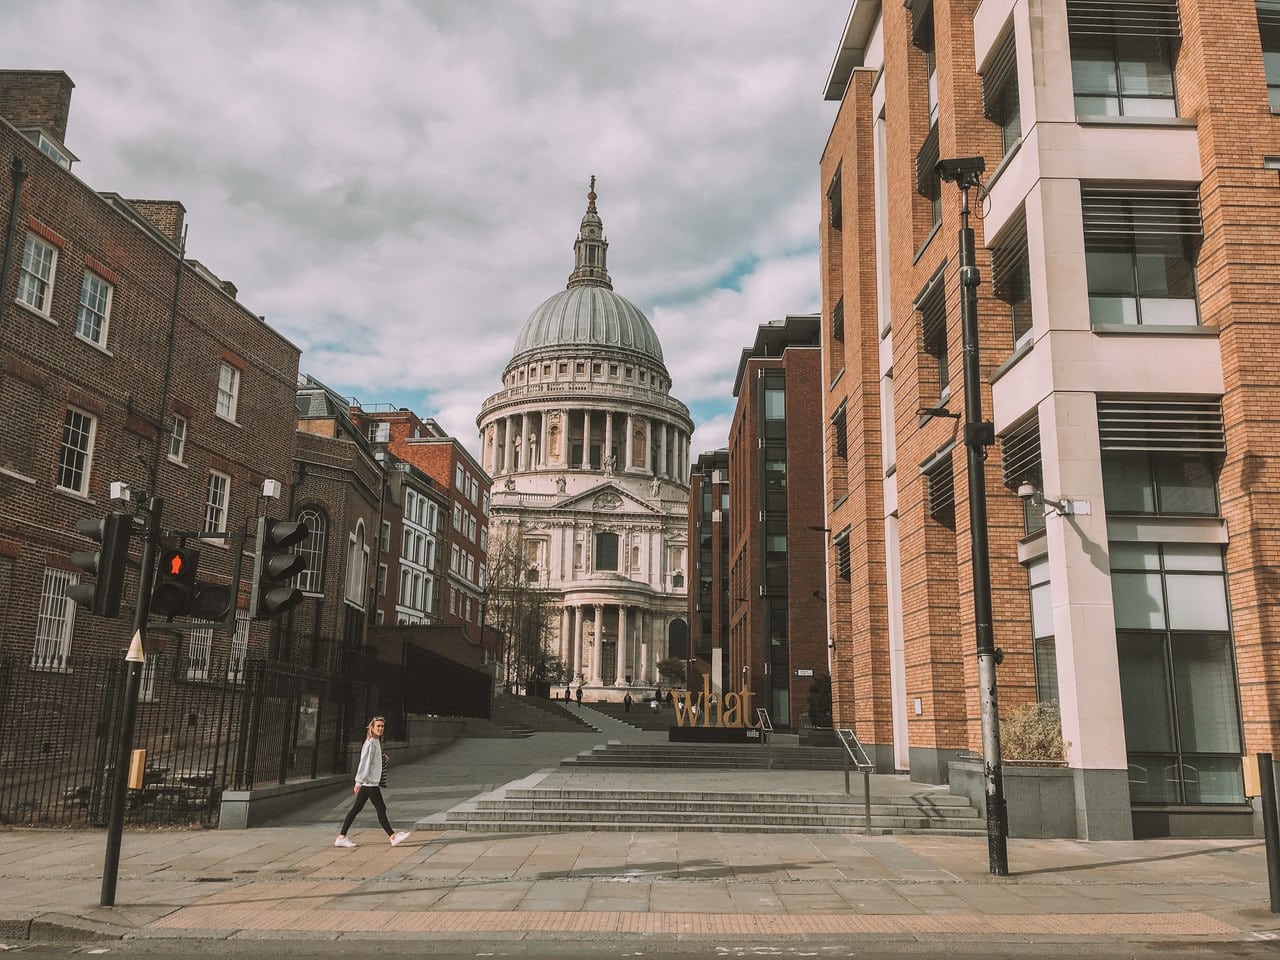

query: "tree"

left=484, top=521, right=557, bottom=691
left=807, top=673, right=833, bottom=728
left=656, top=657, right=686, bottom=687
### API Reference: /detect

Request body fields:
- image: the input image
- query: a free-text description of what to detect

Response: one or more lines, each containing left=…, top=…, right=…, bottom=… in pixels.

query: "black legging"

left=340, top=786, right=392, bottom=836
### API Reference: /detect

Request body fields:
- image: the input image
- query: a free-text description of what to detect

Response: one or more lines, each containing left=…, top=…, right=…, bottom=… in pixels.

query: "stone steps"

left=439, top=787, right=984, bottom=836
left=561, top=742, right=850, bottom=770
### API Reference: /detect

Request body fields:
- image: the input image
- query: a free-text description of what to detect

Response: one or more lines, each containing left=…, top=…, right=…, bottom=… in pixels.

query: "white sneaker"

left=334, top=836, right=355, bottom=848
left=389, top=831, right=410, bottom=847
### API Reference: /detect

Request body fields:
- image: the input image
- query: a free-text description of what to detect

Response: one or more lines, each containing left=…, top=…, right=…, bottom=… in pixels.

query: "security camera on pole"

left=935, top=154, right=1009, bottom=877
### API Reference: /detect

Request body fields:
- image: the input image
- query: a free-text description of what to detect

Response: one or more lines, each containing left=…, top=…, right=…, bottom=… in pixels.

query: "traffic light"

left=151, top=547, right=200, bottom=617
left=248, top=518, right=308, bottom=619
left=191, top=582, right=234, bottom=622
left=67, top=513, right=132, bottom=617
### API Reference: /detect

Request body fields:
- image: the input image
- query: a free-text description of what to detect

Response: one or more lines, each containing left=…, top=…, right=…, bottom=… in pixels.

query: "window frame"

left=167, top=414, right=188, bottom=463
left=17, top=231, right=57, bottom=316
left=33, top=567, right=77, bottom=669
left=204, top=470, right=230, bottom=534
left=215, top=362, right=240, bottom=422
left=57, top=406, right=97, bottom=496
left=74, top=269, right=113, bottom=347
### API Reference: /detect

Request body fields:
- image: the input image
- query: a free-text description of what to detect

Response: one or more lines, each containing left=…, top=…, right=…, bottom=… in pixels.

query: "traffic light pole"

left=100, top=495, right=162, bottom=907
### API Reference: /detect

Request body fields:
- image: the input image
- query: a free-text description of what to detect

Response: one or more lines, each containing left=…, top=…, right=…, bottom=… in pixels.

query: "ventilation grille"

left=991, top=212, right=1029, bottom=303
left=916, top=123, right=940, bottom=198
left=1259, top=0, right=1280, bottom=29
left=981, top=30, right=1019, bottom=120
left=1000, top=417, right=1042, bottom=489
left=906, top=0, right=934, bottom=49
left=916, top=267, right=947, bottom=347
left=1066, top=0, right=1181, bottom=38
left=1081, top=187, right=1202, bottom=239
left=1097, top=397, right=1225, bottom=453
left=921, top=444, right=956, bottom=526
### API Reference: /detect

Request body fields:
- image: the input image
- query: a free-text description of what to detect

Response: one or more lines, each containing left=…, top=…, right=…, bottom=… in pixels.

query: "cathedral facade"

left=476, top=182, right=692, bottom=699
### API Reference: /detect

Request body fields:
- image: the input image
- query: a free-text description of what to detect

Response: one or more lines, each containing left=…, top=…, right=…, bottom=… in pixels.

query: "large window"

left=1111, top=542, right=1243, bottom=804
left=76, top=271, right=112, bottom=346
left=34, top=568, right=76, bottom=669
left=1028, top=558, right=1057, bottom=702
left=916, top=270, right=948, bottom=402
left=1098, top=397, right=1224, bottom=515
left=1259, top=2, right=1280, bottom=111
left=1083, top=187, right=1201, bottom=327
left=991, top=213, right=1032, bottom=348
left=763, top=387, right=785, bottom=420
left=57, top=407, right=96, bottom=495
left=167, top=415, right=187, bottom=463
left=17, top=232, right=56, bottom=315
left=595, top=531, right=619, bottom=571
left=1067, top=0, right=1180, bottom=118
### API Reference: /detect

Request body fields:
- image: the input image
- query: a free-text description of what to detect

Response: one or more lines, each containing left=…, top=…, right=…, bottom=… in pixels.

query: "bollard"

left=1260, top=753, right=1280, bottom=913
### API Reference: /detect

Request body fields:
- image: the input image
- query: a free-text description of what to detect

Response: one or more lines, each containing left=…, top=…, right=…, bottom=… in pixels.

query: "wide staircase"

left=434, top=740, right=985, bottom=836
left=585, top=700, right=681, bottom=732
left=562, top=741, right=848, bottom=769
left=463, top=692, right=597, bottom=738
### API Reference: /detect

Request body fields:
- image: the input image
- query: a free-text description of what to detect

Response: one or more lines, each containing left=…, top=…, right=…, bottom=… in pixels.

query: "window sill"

left=166, top=455, right=188, bottom=469
left=1091, top=323, right=1218, bottom=337
left=74, top=332, right=113, bottom=356
left=0, top=466, right=36, bottom=484
left=29, top=662, right=71, bottom=673
left=214, top=413, right=241, bottom=427
left=828, top=367, right=846, bottom=392
left=54, top=485, right=94, bottom=503
left=990, top=338, right=1034, bottom=387
left=982, top=136, right=1025, bottom=194
left=913, top=221, right=943, bottom=265
left=14, top=299, right=55, bottom=324
left=1075, top=115, right=1196, bottom=129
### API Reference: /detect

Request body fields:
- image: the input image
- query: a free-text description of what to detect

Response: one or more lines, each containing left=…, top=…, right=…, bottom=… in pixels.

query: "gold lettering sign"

left=672, top=676, right=759, bottom=728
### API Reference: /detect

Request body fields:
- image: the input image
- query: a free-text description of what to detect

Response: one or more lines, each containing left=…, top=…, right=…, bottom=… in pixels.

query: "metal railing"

left=836, top=728, right=874, bottom=835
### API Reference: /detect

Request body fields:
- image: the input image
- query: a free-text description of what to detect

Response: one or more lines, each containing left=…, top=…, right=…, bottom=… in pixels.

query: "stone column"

left=591, top=603, right=604, bottom=685
left=504, top=416, right=516, bottom=475
left=616, top=605, right=629, bottom=685
left=540, top=412, right=549, bottom=469
left=644, top=418, right=653, bottom=473
left=576, top=609, right=586, bottom=686
left=639, top=609, right=650, bottom=683
left=604, top=411, right=614, bottom=467
left=658, top=422, right=668, bottom=478
left=519, top=412, right=530, bottom=472
left=582, top=409, right=592, bottom=468
left=625, top=413, right=635, bottom=471
left=560, top=606, right=571, bottom=670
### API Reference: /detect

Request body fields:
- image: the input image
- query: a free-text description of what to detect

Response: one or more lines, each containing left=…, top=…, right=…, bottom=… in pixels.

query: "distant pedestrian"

left=566, top=686, right=572, bottom=701
left=665, top=690, right=674, bottom=707
left=335, top=716, right=410, bottom=849
left=623, top=693, right=633, bottom=713
left=576, top=686, right=584, bottom=707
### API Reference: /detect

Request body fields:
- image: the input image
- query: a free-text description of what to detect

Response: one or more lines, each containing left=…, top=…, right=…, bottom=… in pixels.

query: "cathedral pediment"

left=555, top=482, right=663, bottom=515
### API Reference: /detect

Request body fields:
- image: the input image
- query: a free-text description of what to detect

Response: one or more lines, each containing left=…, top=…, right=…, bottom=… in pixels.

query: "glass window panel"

left=1090, top=296, right=1139, bottom=326
left=1086, top=250, right=1137, bottom=295
left=764, top=388, right=785, bottom=420
left=1121, top=96, right=1178, bottom=117
left=1030, top=580, right=1054, bottom=639
left=1112, top=572, right=1166, bottom=630
left=1172, top=633, right=1241, bottom=753
left=1166, top=575, right=1229, bottom=631
left=1072, top=38, right=1119, bottom=95
left=1076, top=95, right=1121, bottom=116
left=1110, top=541, right=1159, bottom=571
left=1153, top=454, right=1218, bottom=515
left=1117, top=632, right=1176, bottom=752
left=1034, top=637, right=1059, bottom=703
left=1161, top=543, right=1224, bottom=572
left=1127, top=756, right=1181, bottom=803
left=1135, top=242, right=1195, bottom=299
left=1271, top=86, right=1280, bottom=112
left=1103, top=451, right=1155, bottom=513
left=1182, top=755, right=1245, bottom=804
left=1264, top=41, right=1280, bottom=87
left=1116, top=35, right=1175, bottom=98
left=1139, top=298, right=1199, bottom=325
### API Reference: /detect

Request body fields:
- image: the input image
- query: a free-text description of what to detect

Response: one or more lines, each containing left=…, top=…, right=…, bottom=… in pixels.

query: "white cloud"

left=2, top=0, right=843, bottom=456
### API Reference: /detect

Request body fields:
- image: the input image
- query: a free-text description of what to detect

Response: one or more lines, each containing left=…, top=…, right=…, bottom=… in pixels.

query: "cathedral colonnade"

left=557, top=601, right=676, bottom=687
left=483, top=409, right=690, bottom=482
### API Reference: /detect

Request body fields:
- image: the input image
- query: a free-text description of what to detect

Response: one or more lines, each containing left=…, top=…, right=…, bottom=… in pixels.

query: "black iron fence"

left=0, top=644, right=405, bottom=828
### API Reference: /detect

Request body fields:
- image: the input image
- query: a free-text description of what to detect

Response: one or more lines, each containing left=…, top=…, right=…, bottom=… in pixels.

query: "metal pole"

left=1259, top=753, right=1280, bottom=913
left=950, top=163, right=1009, bottom=877
left=863, top=768, right=872, bottom=837
left=101, top=496, right=162, bottom=907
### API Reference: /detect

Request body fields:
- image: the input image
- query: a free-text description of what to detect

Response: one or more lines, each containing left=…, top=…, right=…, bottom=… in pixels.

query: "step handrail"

left=836, top=728, right=874, bottom=836
left=755, top=708, right=773, bottom=737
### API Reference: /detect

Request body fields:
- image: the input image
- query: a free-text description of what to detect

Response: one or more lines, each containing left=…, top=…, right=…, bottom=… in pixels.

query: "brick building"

left=689, top=449, right=730, bottom=693
left=0, top=70, right=300, bottom=675
left=728, top=315, right=827, bottom=728
left=350, top=407, right=491, bottom=648
left=820, top=0, right=1280, bottom=837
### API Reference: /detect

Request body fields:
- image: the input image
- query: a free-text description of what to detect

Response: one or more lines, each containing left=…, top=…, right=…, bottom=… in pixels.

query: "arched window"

left=295, top=508, right=327, bottom=593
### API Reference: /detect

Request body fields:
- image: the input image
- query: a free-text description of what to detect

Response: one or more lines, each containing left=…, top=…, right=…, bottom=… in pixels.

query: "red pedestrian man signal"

left=151, top=547, right=200, bottom=617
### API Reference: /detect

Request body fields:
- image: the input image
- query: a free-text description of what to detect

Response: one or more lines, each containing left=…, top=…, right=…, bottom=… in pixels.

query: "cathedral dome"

left=512, top=284, right=663, bottom=364
left=509, top=178, right=665, bottom=367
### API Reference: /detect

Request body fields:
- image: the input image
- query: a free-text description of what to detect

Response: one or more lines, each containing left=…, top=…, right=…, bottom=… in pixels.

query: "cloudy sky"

left=2, top=1, right=844, bottom=458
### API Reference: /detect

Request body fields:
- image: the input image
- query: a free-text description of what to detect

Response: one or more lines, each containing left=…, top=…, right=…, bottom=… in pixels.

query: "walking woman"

left=334, top=716, right=410, bottom=848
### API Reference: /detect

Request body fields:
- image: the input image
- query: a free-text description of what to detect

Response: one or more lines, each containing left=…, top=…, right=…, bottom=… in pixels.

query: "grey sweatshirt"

left=354, top=737, right=383, bottom=787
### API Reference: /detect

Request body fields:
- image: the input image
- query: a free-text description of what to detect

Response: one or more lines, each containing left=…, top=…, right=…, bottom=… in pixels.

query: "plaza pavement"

left=2, top=704, right=1279, bottom=946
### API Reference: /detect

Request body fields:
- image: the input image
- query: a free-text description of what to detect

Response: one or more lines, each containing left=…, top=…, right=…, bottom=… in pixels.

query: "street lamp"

left=935, top=154, right=1009, bottom=877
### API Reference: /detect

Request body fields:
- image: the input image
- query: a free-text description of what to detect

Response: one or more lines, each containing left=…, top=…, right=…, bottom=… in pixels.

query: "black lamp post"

left=935, top=154, right=1009, bottom=877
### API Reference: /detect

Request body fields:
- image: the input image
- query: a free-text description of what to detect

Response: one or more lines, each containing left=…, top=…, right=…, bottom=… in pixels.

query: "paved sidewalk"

left=1, top=722, right=1279, bottom=945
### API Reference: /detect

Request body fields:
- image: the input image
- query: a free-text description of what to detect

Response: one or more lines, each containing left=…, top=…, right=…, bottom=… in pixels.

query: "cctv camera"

left=1017, top=482, right=1038, bottom=502
left=935, top=156, right=986, bottom=185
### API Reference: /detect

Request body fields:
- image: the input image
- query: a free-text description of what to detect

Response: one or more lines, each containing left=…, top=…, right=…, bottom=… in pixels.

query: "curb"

left=1, top=914, right=127, bottom=943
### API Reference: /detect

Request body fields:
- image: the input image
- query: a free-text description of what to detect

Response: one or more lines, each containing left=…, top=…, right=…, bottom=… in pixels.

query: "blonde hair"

left=366, top=716, right=385, bottom=741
